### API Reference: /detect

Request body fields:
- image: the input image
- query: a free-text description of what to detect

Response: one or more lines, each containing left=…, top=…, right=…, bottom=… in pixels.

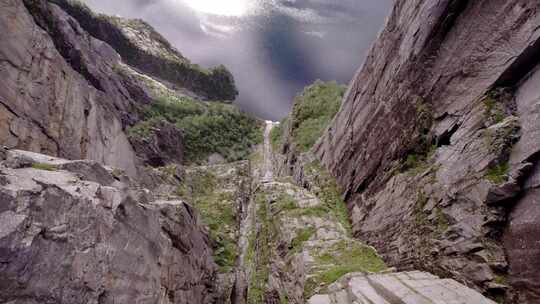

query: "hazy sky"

left=81, top=0, right=393, bottom=120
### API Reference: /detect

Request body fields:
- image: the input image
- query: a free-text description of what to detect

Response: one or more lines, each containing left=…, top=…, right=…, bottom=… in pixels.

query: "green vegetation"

left=31, top=163, right=57, bottom=171
left=157, top=164, right=179, bottom=182
left=486, top=162, right=510, bottom=185
left=279, top=293, right=290, bottom=304
left=435, top=207, right=450, bottom=235
left=270, top=118, right=287, bottom=151
left=111, top=168, right=124, bottom=179
left=398, top=98, right=436, bottom=175
left=400, top=145, right=437, bottom=175
left=292, top=81, right=345, bottom=151
left=128, top=95, right=263, bottom=164
left=289, top=227, right=316, bottom=254
left=127, top=117, right=162, bottom=140
left=494, top=274, right=509, bottom=286
left=304, top=241, right=387, bottom=297
left=414, top=191, right=429, bottom=226
left=274, top=193, right=298, bottom=213
left=483, top=94, right=506, bottom=125
left=481, top=92, right=519, bottom=186
left=414, top=191, right=450, bottom=235
left=177, top=170, right=238, bottom=273
left=247, top=193, right=274, bottom=304
left=302, top=161, right=351, bottom=234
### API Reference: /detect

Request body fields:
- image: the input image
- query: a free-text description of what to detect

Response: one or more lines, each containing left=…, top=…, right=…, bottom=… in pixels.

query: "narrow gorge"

left=1, top=0, right=539, bottom=303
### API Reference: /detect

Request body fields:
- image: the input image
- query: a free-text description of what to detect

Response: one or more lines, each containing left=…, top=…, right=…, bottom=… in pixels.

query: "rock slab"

left=310, top=271, right=496, bottom=304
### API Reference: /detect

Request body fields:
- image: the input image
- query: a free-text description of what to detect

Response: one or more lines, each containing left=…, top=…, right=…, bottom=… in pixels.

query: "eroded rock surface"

left=0, top=0, right=141, bottom=176
left=309, top=271, right=495, bottom=304
left=177, top=161, right=252, bottom=304
left=0, top=150, right=218, bottom=304
left=504, top=63, right=540, bottom=302
left=264, top=123, right=496, bottom=304
left=287, top=0, right=540, bottom=301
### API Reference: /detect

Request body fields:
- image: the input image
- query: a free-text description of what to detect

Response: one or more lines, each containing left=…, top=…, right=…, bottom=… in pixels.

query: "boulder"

left=0, top=151, right=218, bottom=304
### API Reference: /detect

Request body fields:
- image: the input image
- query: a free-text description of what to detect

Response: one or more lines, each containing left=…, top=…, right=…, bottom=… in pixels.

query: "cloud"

left=80, top=0, right=393, bottom=120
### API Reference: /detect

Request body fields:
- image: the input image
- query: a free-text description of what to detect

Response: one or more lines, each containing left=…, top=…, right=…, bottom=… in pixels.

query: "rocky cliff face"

left=0, top=149, right=218, bottom=304
left=0, top=1, right=249, bottom=303
left=0, top=0, right=239, bottom=177
left=292, top=0, right=540, bottom=302
left=1, top=0, right=141, bottom=176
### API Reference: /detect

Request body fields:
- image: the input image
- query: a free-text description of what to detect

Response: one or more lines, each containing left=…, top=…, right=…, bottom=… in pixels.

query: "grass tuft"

left=292, top=81, right=345, bottom=152
left=177, top=170, right=238, bottom=273
left=31, top=163, right=57, bottom=171
left=486, top=162, right=510, bottom=185
left=289, top=226, right=316, bottom=254
left=303, top=161, right=351, bottom=234
left=304, top=240, right=387, bottom=298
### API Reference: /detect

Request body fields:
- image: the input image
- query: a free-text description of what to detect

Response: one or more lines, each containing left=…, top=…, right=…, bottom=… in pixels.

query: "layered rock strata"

left=284, top=0, right=540, bottom=302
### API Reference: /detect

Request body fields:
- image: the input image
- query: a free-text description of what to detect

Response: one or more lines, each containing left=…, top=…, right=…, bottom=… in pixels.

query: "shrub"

left=130, top=96, right=262, bottom=164
left=486, top=162, right=510, bottom=185
left=288, top=80, right=346, bottom=152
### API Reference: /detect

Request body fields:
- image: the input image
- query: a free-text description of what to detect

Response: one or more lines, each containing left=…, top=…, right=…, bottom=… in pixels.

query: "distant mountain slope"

left=50, top=0, right=238, bottom=101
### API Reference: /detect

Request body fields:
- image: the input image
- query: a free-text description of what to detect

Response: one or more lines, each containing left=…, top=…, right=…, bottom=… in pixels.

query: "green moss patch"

left=289, top=227, right=316, bottom=254
left=304, top=241, right=387, bottom=297
left=303, top=161, right=351, bottom=234
left=31, top=163, right=57, bottom=171
left=274, top=193, right=299, bottom=213
left=247, top=193, right=274, bottom=304
left=486, top=162, right=510, bottom=185
left=483, top=94, right=506, bottom=125
left=177, top=170, right=238, bottom=273
left=414, top=191, right=430, bottom=226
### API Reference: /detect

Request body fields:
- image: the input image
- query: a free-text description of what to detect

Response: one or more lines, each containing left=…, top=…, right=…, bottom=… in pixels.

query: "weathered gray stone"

left=311, top=271, right=496, bottom=304
left=0, top=0, right=141, bottom=176
left=0, top=147, right=7, bottom=161
left=270, top=0, right=540, bottom=301
left=0, top=151, right=218, bottom=304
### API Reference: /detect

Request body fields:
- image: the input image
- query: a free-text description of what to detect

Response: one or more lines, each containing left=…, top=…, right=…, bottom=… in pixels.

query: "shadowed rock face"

left=0, top=150, right=218, bottom=304
left=289, top=0, right=540, bottom=302
left=504, top=64, right=540, bottom=303
left=0, top=0, right=144, bottom=176
left=0, top=0, right=200, bottom=176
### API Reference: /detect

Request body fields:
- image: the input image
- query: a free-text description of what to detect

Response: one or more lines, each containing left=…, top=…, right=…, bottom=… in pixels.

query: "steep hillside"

left=0, top=1, right=259, bottom=303
left=0, top=0, right=255, bottom=177
left=2, top=0, right=539, bottom=303
left=50, top=0, right=238, bottom=101
left=274, top=1, right=540, bottom=303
